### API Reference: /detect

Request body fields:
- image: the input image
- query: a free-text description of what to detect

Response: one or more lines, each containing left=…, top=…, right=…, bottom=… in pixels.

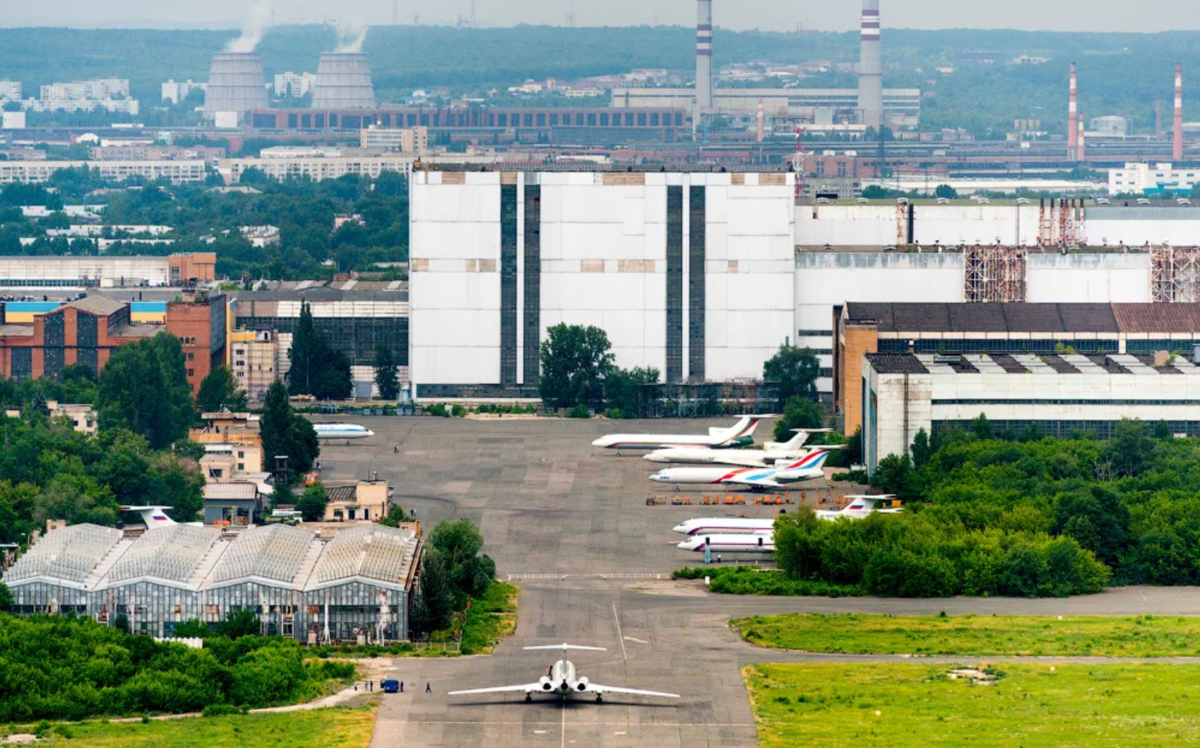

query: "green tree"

left=97, top=333, right=193, bottom=449
left=195, top=366, right=248, bottom=413
left=970, top=413, right=994, bottom=441
left=315, top=349, right=353, bottom=401
left=603, top=365, right=659, bottom=417
left=763, top=345, right=820, bottom=403
left=410, top=552, right=454, bottom=637
left=538, top=324, right=615, bottom=410
left=295, top=482, right=328, bottom=522
left=773, top=396, right=825, bottom=441
left=935, top=184, right=959, bottom=200
left=373, top=343, right=400, bottom=401
left=287, top=301, right=321, bottom=397
left=911, top=428, right=933, bottom=468
left=216, top=608, right=262, bottom=639
left=0, top=581, right=11, bottom=612
left=259, top=382, right=320, bottom=480
left=378, top=505, right=412, bottom=527
left=870, top=453, right=917, bottom=500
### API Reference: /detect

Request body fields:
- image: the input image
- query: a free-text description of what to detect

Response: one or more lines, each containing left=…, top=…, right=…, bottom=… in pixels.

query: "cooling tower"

left=311, top=53, right=376, bottom=110
left=203, top=52, right=269, bottom=117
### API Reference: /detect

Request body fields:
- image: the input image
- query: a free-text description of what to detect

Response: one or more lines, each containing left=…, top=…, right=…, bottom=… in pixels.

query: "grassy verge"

left=745, top=663, right=1200, bottom=748
left=674, top=567, right=861, bottom=597
left=14, top=706, right=376, bottom=748
left=733, top=613, right=1200, bottom=657
left=461, top=581, right=520, bottom=655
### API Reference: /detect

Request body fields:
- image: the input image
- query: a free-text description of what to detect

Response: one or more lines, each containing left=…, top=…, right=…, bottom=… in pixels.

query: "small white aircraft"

left=118, top=506, right=203, bottom=527
left=672, top=517, right=779, bottom=536
left=677, top=532, right=775, bottom=553
left=448, top=644, right=680, bottom=703
left=816, top=495, right=903, bottom=521
left=591, top=416, right=765, bottom=451
left=643, top=429, right=834, bottom=467
left=648, top=448, right=833, bottom=490
left=312, top=423, right=375, bottom=440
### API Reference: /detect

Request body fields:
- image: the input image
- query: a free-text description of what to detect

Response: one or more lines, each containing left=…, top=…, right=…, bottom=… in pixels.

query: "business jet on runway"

left=816, top=495, right=903, bottom=521
left=312, top=423, right=375, bottom=440
left=643, top=429, right=835, bottom=467
left=448, top=644, right=680, bottom=703
left=676, top=532, right=775, bottom=554
left=591, top=416, right=766, bottom=451
left=648, top=449, right=833, bottom=490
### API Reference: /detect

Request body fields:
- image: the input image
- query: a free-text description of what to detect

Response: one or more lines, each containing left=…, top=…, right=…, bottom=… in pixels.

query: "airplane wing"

left=582, top=683, right=680, bottom=699
left=709, top=453, right=769, bottom=468
left=721, top=476, right=782, bottom=488
left=448, top=683, right=544, bottom=696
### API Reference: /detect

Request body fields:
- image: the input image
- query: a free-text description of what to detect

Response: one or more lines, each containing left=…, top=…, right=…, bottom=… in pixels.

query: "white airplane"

left=677, top=532, right=775, bottom=553
left=448, top=644, right=680, bottom=703
left=648, top=449, right=833, bottom=490
left=591, top=416, right=765, bottom=451
left=672, top=517, right=779, bottom=536
left=119, top=506, right=202, bottom=527
left=312, top=423, right=375, bottom=440
left=643, top=429, right=834, bottom=467
left=816, top=495, right=903, bottom=521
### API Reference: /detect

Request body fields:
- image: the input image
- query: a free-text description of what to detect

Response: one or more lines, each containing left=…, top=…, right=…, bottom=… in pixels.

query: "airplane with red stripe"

left=591, top=416, right=767, bottom=451
left=648, top=448, right=833, bottom=490
left=676, top=532, right=775, bottom=553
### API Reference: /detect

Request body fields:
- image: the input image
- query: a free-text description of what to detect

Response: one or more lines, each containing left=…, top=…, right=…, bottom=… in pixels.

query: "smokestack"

left=858, top=0, right=883, bottom=130
left=695, top=0, right=713, bottom=113
left=1175, top=63, right=1184, bottom=163
left=756, top=99, right=764, bottom=142
left=1077, top=114, right=1085, bottom=161
left=1068, top=63, right=1078, bottom=160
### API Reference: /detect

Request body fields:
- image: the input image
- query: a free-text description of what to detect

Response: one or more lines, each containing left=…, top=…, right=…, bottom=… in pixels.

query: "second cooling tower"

left=311, top=53, right=376, bottom=110
left=204, top=52, right=269, bottom=117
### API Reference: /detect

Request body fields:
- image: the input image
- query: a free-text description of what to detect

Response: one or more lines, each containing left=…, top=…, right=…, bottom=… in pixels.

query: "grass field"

left=733, top=614, right=1200, bottom=657
left=745, top=663, right=1200, bottom=748
left=461, top=581, right=520, bottom=655
left=27, top=706, right=376, bottom=747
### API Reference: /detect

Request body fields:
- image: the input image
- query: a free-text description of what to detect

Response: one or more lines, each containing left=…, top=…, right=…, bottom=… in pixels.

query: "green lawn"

left=460, top=581, right=520, bottom=655
left=733, top=614, right=1200, bottom=657
left=745, top=663, right=1200, bottom=748
left=29, top=706, right=376, bottom=748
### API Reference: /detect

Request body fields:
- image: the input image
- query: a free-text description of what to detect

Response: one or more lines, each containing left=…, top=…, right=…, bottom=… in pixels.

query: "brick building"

left=167, top=293, right=228, bottom=395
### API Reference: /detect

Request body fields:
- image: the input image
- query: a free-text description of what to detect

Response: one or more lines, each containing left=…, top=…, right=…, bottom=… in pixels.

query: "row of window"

left=933, top=419, right=1200, bottom=439
left=935, top=399, right=1200, bottom=406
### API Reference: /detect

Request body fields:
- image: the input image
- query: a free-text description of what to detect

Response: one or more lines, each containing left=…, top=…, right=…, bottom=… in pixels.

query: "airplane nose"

left=676, top=540, right=694, bottom=550
left=591, top=438, right=605, bottom=447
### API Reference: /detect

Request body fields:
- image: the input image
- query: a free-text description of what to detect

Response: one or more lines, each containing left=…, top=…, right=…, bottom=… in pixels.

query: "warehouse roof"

left=66, top=296, right=127, bottom=317
left=845, top=302, right=1122, bottom=334
left=868, top=352, right=1200, bottom=377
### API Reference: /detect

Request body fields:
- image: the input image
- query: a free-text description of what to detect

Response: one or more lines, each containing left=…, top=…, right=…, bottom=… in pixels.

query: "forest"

left=0, top=172, right=410, bottom=280
left=0, top=25, right=1197, bottom=136
left=0, top=612, right=354, bottom=722
left=725, top=418, right=1200, bottom=599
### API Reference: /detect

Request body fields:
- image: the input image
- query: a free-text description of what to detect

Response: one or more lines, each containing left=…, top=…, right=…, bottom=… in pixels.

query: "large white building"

left=161, top=79, right=208, bottom=105
left=40, top=79, right=130, bottom=100
left=409, top=168, right=795, bottom=398
left=0, top=160, right=205, bottom=185
left=863, top=352, right=1200, bottom=472
left=1109, top=163, right=1200, bottom=196
left=0, top=80, right=21, bottom=102
left=218, top=153, right=413, bottom=184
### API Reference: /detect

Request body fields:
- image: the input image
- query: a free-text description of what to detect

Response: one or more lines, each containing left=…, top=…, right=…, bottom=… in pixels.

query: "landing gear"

left=595, top=694, right=603, bottom=703
left=525, top=694, right=533, bottom=703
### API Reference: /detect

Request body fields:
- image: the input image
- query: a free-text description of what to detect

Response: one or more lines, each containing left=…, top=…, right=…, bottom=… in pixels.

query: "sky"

left=0, top=0, right=1197, bottom=32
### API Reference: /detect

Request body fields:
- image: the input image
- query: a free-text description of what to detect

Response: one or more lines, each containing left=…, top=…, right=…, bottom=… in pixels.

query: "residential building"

left=25, top=99, right=139, bottom=115
left=360, top=125, right=428, bottom=153
left=0, top=160, right=205, bottom=185
left=218, top=153, right=413, bottom=184
left=324, top=480, right=391, bottom=523
left=863, top=351, right=1200, bottom=473
left=229, top=329, right=280, bottom=402
left=273, top=72, right=317, bottom=98
left=0, top=80, right=21, bottom=101
left=89, top=145, right=225, bottom=162
left=161, top=79, right=208, bottom=105
left=239, top=225, right=281, bottom=247
left=47, top=402, right=97, bottom=435
left=40, top=79, right=130, bottom=101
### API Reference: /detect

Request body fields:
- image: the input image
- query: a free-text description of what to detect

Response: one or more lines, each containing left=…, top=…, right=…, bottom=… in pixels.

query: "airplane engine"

left=575, top=677, right=589, bottom=692
left=540, top=677, right=553, bottom=691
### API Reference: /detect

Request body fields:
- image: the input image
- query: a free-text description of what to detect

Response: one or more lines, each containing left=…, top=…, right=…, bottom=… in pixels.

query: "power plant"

left=311, top=52, right=377, bottom=110
left=857, top=0, right=883, bottom=129
left=203, top=52, right=269, bottom=117
left=1068, top=63, right=1079, bottom=160
left=695, top=0, right=713, bottom=114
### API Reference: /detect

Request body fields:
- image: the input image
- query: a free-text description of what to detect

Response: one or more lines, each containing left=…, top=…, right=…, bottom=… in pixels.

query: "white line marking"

left=612, top=600, right=627, bottom=661
left=561, top=700, right=567, bottom=748
left=623, top=636, right=649, bottom=645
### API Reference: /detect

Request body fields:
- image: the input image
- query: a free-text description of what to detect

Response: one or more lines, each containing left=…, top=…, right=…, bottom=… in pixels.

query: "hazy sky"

left=1, top=0, right=1197, bottom=32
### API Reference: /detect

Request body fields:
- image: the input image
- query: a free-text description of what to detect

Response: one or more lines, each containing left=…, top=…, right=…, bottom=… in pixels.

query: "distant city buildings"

left=0, top=160, right=205, bottom=185
left=0, top=80, right=22, bottom=101
left=360, top=125, right=428, bottom=153
left=28, top=78, right=139, bottom=114
left=273, top=71, right=317, bottom=98
left=161, top=79, right=208, bottom=105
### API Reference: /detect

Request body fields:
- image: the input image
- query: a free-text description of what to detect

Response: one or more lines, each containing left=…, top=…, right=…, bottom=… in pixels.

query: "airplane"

left=312, top=423, right=376, bottom=440
left=816, top=495, right=903, bottom=521
left=591, top=416, right=766, bottom=451
left=648, top=449, right=833, bottom=490
left=118, top=506, right=202, bottom=527
left=677, top=532, right=775, bottom=553
left=448, top=644, right=680, bottom=703
left=643, top=429, right=838, bottom=467
left=672, top=517, right=778, bottom=536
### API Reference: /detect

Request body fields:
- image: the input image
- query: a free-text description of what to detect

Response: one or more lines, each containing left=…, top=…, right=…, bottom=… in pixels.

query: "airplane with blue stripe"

left=648, top=448, right=833, bottom=490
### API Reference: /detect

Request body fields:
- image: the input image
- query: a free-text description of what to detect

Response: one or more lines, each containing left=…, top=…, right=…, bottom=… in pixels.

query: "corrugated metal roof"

left=66, top=296, right=126, bottom=316
left=847, top=302, right=1126, bottom=334
left=866, top=353, right=930, bottom=374
left=1113, top=304, right=1200, bottom=333
left=203, top=484, right=259, bottom=500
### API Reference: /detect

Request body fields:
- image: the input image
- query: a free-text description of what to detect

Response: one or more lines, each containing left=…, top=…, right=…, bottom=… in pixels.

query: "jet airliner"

left=591, top=416, right=765, bottom=451
left=676, top=532, right=775, bottom=553
left=649, top=448, right=833, bottom=490
left=312, top=423, right=375, bottom=440
left=643, top=429, right=834, bottom=467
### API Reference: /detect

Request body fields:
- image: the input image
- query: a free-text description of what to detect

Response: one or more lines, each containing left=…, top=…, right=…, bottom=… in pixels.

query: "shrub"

left=567, top=404, right=590, bottom=419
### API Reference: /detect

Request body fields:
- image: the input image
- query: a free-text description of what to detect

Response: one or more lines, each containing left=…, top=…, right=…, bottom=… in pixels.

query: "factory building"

left=232, top=284, right=409, bottom=399
left=2, top=522, right=421, bottom=642
left=1109, top=163, right=1200, bottom=196
left=836, top=302, right=1200, bottom=435
left=0, top=253, right=215, bottom=291
left=863, top=351, right=1200, bottom=472
left=609, top=88, right=921, bottom=129
left=409, top=167, right=795, bottom=398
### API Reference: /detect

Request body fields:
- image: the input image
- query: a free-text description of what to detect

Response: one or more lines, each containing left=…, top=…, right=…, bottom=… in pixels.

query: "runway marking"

left=623, top=636, right=649, bottom=645
left=507, top=573, right=666, bottom=581
left=611, top=600, right=628, bottom=661
left=561, top=701, right=566, bottom=748
left=534, top=730, right=547, bottom=734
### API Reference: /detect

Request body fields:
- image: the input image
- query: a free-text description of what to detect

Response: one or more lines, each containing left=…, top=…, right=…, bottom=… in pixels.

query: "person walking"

left=425, top=682, right=432, bottom=694
left=400, top=681, right=404, bottom=693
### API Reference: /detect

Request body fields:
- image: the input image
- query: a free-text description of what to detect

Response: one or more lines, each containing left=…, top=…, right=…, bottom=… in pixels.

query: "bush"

left=451, top=404, right=467, bottom=418
left=424, top=403, right=450, bottom=418
left=202, top=703, right=245, bottom=717
left=567, top=404, right=590, bottom=419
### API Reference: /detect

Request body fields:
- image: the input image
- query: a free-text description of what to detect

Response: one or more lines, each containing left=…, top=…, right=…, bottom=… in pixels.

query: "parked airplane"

left=816, top=495, right=903, bottom=521
left=312, top=423, right=376, bottom=440
left=118, top=506, right=202, bottom=527
left=643, top=429, right=837, bottom=467
left=672, top=517, right=779, bottom=536
left=591, top=416, right=765, bottom=451
left=677, top=532, right=775, bottom=553
left=448, top=644, right=680, bottom=703
left=648, top=449, right=833, bottom=490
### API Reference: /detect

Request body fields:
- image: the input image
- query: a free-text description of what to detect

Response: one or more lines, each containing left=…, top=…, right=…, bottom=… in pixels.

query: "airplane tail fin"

left=781, top=449, right=831, bottom=471
left=780, top=429, right=813, bottom=450
left=524, top=643, right=608, bottom=654
left=120, top=506, right=176, bottom=527
left=716, top=416, right=763, bottom=445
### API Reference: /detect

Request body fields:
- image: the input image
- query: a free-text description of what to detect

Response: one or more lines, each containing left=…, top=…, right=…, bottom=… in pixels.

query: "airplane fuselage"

left=677, top=533, right=775, bottom=553
left=672, top=518, right=778, bottom=535
left=312, top=423, right=375, bottom=440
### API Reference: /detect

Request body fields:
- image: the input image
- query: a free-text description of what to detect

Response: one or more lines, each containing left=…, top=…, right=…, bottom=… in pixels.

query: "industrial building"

left=232, top=284, right=409, bottom=398
left=204, top=53, right=270, bottom=119
left=2, top=522, right=421, bottom=642
left=863, top=351, right=1200, bottom=472
left=0, top=253, right=215, bottom=290
left=836, top=302, right=1200, bottom=436
left=1109, top=163, right=1200, bottom=196
left=409, top=167, right=794, bottom=398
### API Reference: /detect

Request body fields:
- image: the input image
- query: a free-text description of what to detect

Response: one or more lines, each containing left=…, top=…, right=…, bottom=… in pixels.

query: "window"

left=187, top=352, right=194, bottom=362
left=187, top=368, right=194, bottom=377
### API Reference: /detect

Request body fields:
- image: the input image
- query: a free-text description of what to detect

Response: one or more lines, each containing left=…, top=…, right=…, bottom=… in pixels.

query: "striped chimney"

left=1175, top=63, right=1184, bottom=163
left=858, top=0, right=883, bottom=129
left=1068, top=63, right=1078, bottom=160
left=695, top=0, right=713, bottom=113
left=1077, top=114, right=1085, bottom=161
